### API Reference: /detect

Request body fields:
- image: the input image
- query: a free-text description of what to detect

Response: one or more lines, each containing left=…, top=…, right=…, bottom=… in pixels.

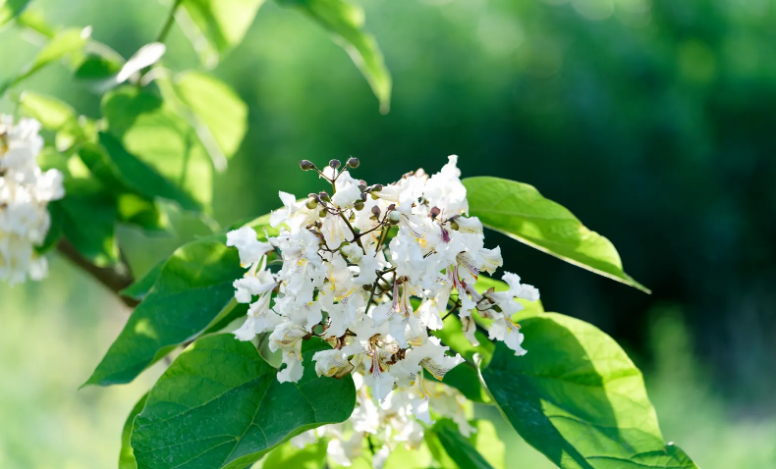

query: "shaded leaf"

left=102, top=86, right=213, bottom=211
left=464, top=177, right=649, bottom=293
left=131, top=335, right=356, bottom=469
left=120, top=259, right=165, bottom=302
left=178, top=0, right=266, bottom=68
left=57, top=178, right=119, bottom=266
left=119, top=394, right=148, bottom=469
left=276, top=0, right=391, bottom=113
left=471, top=420, right=506, bottom=469
left=481, top=312, right=698, bottom=469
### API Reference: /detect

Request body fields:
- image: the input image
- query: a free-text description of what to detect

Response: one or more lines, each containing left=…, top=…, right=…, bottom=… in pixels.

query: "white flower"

left=331, top=170, right=363, bottom=209
left=226, top=227, right=272, bottom=268
left=0, top=115, right=64, bottom=285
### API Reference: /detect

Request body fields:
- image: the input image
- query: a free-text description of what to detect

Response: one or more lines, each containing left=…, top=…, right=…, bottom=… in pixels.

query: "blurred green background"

left=2, top=0, right=776, bottom=467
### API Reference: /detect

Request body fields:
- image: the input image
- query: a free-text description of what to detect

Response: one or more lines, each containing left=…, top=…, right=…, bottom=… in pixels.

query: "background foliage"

left=1, top=0, right=775, bottom=467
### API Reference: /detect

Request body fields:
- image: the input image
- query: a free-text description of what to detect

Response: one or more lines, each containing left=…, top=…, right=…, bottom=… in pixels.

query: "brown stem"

left=56, top=239, right=138, bottom=307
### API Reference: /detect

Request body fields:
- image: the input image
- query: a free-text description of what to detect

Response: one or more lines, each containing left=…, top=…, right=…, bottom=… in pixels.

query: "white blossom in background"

left=226, top=155, right=539, bottom=465
left=0, top=115, right=64, bottom=285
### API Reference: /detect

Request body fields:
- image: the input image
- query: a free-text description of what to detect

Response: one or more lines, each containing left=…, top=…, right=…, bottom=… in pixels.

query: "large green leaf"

left=0, top=27, right=91, bottom=95
left=464, top=177, right=649, bottom=293
left=119, top=394, right=148, bottom=469
left=84, top=236, right=244, bottom=386
left=435, top=419, right=495, bottom=469
left=158, top=71, right=247, bottom=171
left=0, top=0, right=30, bottom=27
left=131, top=335, right=356, bottom=469
left=276, top=0, right=391, bottom=113
left=102, top=86, right=213, bottom=211
left=481, top=312, right=698, bottom=469
left=179, top=0, right=266, bottom=68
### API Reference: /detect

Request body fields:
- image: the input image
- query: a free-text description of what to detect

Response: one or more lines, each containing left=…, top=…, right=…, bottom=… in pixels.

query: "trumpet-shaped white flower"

left=0, top=116, right=64, bottom=285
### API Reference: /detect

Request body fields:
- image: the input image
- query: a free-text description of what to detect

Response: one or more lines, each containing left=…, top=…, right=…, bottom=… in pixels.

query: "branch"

left=56, top=239, right=139, bottom=307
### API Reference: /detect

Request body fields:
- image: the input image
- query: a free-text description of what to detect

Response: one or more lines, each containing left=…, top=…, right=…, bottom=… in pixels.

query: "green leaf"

left=119, top=394, right=148, bottom=469
left=435, top=419, right=495, bottom=469
left=84, top=236, right=244, bottom=386
left=464, top=177, right=649, bottom=293
left=97, top=131, right=201, bottom=211
left=429, top=314, right=493, bottom=403
left=0, top=0, right=30, bottom=28
left=19, top=91, right=77, bottom=131
left=471, top=420, right=505, bottom=469
left=170, top=71, right=248, bottom=166
left=179, top=0, right=266, bottom=68
left=57, top=178, right=119, bottom=266
left=120, top=260, right=165, bottom=302
left=260, top=439, right=328, bottom=469
left=75, top=54, right=123, bottom=80
left=481, top=312, right=698, bottom=469
left=130, top=335, right=356, bottom=469
left=276, top=0, right=391, bottom=113
left=0, top=27, right=91, bottom=95
left=102, top=86, right=213, bottom=211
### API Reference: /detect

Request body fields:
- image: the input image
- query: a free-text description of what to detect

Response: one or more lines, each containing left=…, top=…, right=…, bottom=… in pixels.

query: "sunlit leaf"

left=0, top=0, right=30, bottom=28
left=481, top=312, right=698, bottom=469
left=19, top=91, right=77, bottom=131
left=119, top=394, right=147, bottom=469
left=276, top=0, right=391, bottom=113
left=157, top=71, right=247, bottom=172
left=260, top=439, right=328, bottom=469
left=130, top=335, right=356, bottom=469
left=83, top=236, right=244, bottom=386
left=435, top=419, right=495, bottom=469
left=178, top=0, right=266, bottom=68
left=0, top=27, right=91, bottom=95
left=464, top=177, right=649, bottom=293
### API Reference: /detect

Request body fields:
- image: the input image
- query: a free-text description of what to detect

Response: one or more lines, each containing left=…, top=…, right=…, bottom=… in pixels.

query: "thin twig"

left=56, top=239, right=138, bottom=307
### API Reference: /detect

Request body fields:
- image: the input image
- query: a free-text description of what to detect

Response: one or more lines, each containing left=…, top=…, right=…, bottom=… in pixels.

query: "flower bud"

left=370, top=183, right=383, bottom=192
left=429, top=206, right=441, bottom=220
left=354, top=201, right=365, bottom=211
left=318, top=191, right=331, bottom=203
left=319, top=209, right=328, bottom=218
left=299, top=160, right=316, bottom=171
left=347, top=157, right=360, bottom=168
left=360, top=192, right=368, bottom=201
left=450, top=220, right=460, bottom=230
left=388, top=211, right=402, bottom=224
left=329, top=159, right=341, bottom=169
left=371, top=205, right=381, bottom=218
left=306, top=198, right=318, bottom=209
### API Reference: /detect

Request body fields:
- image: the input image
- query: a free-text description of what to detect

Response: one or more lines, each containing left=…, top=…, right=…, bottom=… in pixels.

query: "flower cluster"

left=291, top=374, right=474, bottom=468
left=0, top=116, right=64, bottom=284
left=226, top=156, right=538, bottom=465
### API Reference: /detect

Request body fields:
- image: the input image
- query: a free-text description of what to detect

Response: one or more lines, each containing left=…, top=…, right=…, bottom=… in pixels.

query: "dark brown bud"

left=347, top=157, right=360, bottom=168
left=300, top=160, right=316, bottom=171
left=370, top=183, right=383, bottom=192
left=360, top=192, right=368, bottom=201
left=429, top=206, right=441, bottom=220
left=318, top=191, right=331, bottom=202
left=329, top=159, right=341, bottom=169
left=371, top=205, right=381, bottom=218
